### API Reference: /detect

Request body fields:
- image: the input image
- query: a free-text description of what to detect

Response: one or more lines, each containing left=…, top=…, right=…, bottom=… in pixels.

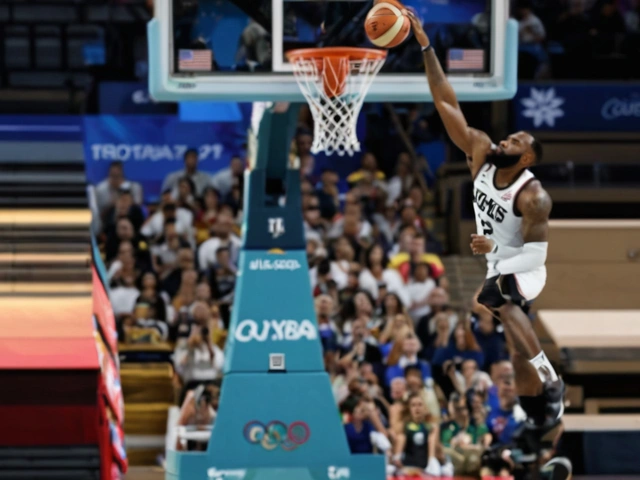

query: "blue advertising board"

left=83, top=115, right=247, bottom=202
left=99, top=82, right=176, bottom=114
left=514, top=83, right=640, bottom=132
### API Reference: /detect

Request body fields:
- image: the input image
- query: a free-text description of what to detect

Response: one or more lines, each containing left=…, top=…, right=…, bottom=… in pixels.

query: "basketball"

left=364, top=1, right=411, bottom=49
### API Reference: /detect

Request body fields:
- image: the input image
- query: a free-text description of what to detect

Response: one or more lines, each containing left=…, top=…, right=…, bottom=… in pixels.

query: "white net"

left=289, top=50, right=386, bottom=157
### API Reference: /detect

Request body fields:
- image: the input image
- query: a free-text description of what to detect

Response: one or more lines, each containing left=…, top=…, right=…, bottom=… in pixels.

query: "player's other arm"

left=495, top=181, right=552, bottom=275
left=406, top=11, right=490, bottom=176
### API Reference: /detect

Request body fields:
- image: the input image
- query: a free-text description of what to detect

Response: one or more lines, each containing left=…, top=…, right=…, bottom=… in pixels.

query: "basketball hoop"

left=287, top=47, right=387, bottom=157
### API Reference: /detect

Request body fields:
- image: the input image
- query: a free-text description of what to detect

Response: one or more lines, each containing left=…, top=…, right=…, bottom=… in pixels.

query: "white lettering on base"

left=234, top=319, right=317, bottom=343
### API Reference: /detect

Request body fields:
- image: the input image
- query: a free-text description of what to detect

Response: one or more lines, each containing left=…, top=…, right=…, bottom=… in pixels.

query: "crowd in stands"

left=95, top=116, right=553, bottom=477
left=514, top=0, right=640, bottom=78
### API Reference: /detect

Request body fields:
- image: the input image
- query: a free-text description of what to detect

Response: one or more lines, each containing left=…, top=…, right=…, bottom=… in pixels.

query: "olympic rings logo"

left=243, top=421, right=310, bottom=451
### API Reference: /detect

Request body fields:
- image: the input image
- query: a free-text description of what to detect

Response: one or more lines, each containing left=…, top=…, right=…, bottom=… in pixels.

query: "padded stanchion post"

left=167, top=103, right=385, bottom=480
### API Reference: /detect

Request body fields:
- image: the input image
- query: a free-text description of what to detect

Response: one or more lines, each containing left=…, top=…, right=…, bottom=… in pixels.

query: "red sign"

left=92, top=266, right=118, bottom=352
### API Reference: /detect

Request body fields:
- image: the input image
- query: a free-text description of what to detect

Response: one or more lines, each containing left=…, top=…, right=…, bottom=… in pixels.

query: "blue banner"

left=514, top=83, right=640, bottom=132
left=83, top=115, right=246, bottom=202
left=99, top=82, right=175, bottom=114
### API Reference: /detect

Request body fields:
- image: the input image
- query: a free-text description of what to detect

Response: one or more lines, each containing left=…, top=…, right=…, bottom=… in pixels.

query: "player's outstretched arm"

left=496, top=181, right=552, bottom=275
left=405, top=11, right=489, bottom=166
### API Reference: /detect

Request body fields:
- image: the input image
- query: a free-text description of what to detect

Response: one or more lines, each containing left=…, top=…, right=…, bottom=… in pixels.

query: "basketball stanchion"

left=165, top=103, right=385, bottom=480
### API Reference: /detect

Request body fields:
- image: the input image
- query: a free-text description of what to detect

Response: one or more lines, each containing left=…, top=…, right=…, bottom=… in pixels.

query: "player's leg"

left=477, top=274, right=564, bottom=422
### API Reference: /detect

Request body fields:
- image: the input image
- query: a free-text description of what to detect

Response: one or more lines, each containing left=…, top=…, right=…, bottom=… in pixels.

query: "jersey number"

left=481, top=220, right=493, bottom=236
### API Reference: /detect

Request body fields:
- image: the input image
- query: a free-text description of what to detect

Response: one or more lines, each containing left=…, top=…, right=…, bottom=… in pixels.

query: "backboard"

left=149, top=0, right=517, bottom=102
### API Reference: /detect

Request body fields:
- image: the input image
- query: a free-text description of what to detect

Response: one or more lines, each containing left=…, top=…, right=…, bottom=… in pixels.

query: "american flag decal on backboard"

left=447, top=49, right=484, bottom=71
left=178, top=49, right=212, bottom=71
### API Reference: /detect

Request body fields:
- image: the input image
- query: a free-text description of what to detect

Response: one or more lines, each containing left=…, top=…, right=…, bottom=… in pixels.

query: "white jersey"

left=473, top=162, right=536, bottom=263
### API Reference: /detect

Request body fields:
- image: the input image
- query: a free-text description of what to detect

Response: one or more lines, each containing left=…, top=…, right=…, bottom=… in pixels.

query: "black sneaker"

left=540, top=456, right=572, bottom=480
left=544, top=378, right=565, bottom=424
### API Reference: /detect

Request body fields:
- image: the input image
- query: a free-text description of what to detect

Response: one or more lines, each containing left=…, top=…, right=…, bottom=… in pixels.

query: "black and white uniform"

left=473, top=162, right=546, bottom=308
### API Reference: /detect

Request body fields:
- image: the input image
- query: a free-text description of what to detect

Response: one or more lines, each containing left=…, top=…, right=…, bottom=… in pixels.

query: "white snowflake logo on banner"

left=520, top=87, right=565, bottom=128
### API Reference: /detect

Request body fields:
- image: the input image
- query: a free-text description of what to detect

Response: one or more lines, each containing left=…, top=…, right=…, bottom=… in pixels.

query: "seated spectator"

left=379, top=313, right=414, bottom=357
left=389, top=377, right=408, bottom=434
left=162, top=148, right=213, bottom=197
left=344, top=397, right=390, bottom=454
left=172, top=270, right=198, bottom=313
left=392, top=393, right=450, bottom=476
left=315, top=168, right=340, bottom=221
left=386, top=153, right=414, bottom=206
left=421, top=312, right=451, bottom=363
left=210, top=156, right=245, bottom=199
left=303, top=194, right=328, bottom=239
left=315, top=294, right=340, bottom=352
left=346, top=152, right=386, bottom=187
left=175, top=176, right=198, bottom=214
left=371, top=292, right=405, bottom=339
left=406, top=261, right=437, bottom=323
left=161, top=247, right=197, bottom=299
left=127, top=272, right=170, bottom=342
left=141, top=191, right=194, bottom=246
left=432, top=318, right=485, bottom=370
left=385, top=335, right=432, bottom=388
left=102, top=188, right=145, bottom=236
left=198, top=207, right=241, bottom=272
left=95, top=161, right=143, bottom=217
left=373, top=202, right=403, bottom=252
left=151, top=219, right=192, bottom=280
left=487, top=360, right=515, bottom=412
left=459, top=359, right=493, bottom=394
left=105, top=217, right=150, bottom=268
left=194, top=187, right=220, bottom=245
left=440, top=392, right=490, bottom=476
left=415, top=288, right=455, bottom=353
left=389, top=233, right=445, bottom=284
left=176, top=383, right=219, bottom=451
left=472, top=308, right=508, bottom=371
left=358, top=244, right=410, bottom=307
left=208, top=247, right=238, bottom=311
left=339, top=317, right=383, bottom=369
left=486, top=369, right=525, bottom=447
left=174, top=301, right=225, bottom=396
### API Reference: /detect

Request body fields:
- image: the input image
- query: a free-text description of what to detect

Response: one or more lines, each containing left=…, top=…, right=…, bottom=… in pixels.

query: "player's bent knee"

left=498, top=302, right=519, bottom=318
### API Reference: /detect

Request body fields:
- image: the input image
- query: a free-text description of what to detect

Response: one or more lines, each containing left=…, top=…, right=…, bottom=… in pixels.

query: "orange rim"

left=286, top=47, right=387, bottom=63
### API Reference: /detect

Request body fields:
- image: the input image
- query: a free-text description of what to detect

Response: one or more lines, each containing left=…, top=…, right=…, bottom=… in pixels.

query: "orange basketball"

left=364, top=1, right=411, bottom=49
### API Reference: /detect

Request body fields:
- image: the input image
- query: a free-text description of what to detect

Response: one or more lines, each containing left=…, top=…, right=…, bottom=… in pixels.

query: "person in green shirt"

left=440, top=392, right=491, bottom=475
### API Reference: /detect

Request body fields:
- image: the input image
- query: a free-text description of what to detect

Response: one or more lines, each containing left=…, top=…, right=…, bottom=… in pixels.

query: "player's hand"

left=402, top=9, right=429, bottom=48
left=470, top=234, right=494, bottom=255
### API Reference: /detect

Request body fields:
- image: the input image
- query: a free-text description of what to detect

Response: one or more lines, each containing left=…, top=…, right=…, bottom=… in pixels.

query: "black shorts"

left=477, top=275, right=532, bottom=315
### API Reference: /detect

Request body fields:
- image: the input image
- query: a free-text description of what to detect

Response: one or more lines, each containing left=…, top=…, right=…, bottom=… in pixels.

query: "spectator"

left=385, top=335, right=432, bottom=387
left=432, top=319, right=485, bottom=370
left=344, top=397, right=390, bottom=454
left=515, top=0, right=550, bottom=78
left=95, top=161, right=143, bottom=216
left=392, top=393, right=448, bottom=476
left=406, top=261, right=437, bottom=323
left=198, top=207, right=241, bottom=271
left=311, top=236, right=353, bottom=291
left=102, top=188, right=145, bottom=236
left=194, top=187, right=220, bottom=244
left=208, top=247, right=238, bottom=312
left=346, top=152, right=386, bottom=186
left=339, top=317, right=383, bottom=368
left=421, top=312, right=452, bottom=363
left=359, top=244, right=409, bottom=306
left=176, top=384, right=218, bottom=451
left=316, top=168, right=341, bottom=221
left=151, top=219, right=191, bottom=280
left=372, top=292, right=405, bottom=339
left=389, top=377, right=408, bottom=434
left=486, top=373, right=525, bottom=446
left=440, top=392, right=490, bottom=476
left=162, top=148, right=213, bottom=197
left=379, top=312, right=414, bottom=352
left=472, top=309, right=508, bottom=371
left=174, top=301, right=225, bottom=394
left=386, top=153, right=414, bottom=206
left=303, top=194, right=327, bottom=239
left=141, top=190, right=194, bottom=245
left=389, top=233, right=445, bottom=284
left=210, top=156, right=245, bottom=199
left=175, top=176, right=198, bottom=214
left=161, top=247, right=196, bottom=299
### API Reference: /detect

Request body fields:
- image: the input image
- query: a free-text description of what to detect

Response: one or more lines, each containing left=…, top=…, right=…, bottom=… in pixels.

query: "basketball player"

left=405, top=12, right=564, bottom=425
